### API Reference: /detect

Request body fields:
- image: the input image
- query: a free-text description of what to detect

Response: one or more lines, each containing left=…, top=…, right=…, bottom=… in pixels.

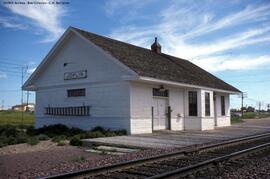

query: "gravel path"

left=0, top=141, right=108, bottom=179
left=0, top=140, right=178, bottom=179
left=37, top=147, right=177, bottom=178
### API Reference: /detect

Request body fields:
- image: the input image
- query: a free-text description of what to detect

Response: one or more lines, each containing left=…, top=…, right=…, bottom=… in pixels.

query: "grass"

left=0, top=110, right=35, bottom=125
left=231, top=112, right=270, bottom=123
left=231, top=116, right=244, bottom=124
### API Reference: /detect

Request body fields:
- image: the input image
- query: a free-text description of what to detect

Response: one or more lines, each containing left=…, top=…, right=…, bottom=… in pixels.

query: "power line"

left=0, top=69, right=24, bottom=74
left=0, top=60, right=25, bottom=67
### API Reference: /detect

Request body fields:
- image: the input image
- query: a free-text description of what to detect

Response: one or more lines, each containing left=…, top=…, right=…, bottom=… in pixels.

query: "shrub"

left=106, top=132, right=116, bottom=137
left=26, top=126, right=38, bottom=136
left=0, top=141, right=7, bottom=148
left=1, top=125, right=18, bottom=137
left=16, top=135, right=28, bottom=144
left=5, top=137, right=17, bottom=145
left=33, top=124, right=84, bottom=137
left=37, top=134, right=49, bottom=141
left=57, top=140, right=66, bottom=146
left=69, top=136, right=82, bottom=146
left=114, top=129, right=127, bottom=136
left=52, top=135, right=66, bottom=143
left=27, top=137, right=39, bottom=145
left=85, top=131, right=105, bottom=138
left=91, top=126, right=105, bottom=133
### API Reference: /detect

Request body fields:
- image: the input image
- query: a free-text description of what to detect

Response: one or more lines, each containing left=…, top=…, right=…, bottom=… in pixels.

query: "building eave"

left=136, top=76, right=241, bottom=94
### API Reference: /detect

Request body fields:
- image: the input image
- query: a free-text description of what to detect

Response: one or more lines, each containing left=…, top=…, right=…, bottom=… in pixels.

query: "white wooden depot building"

left=23, top=27, right=241, bottom=134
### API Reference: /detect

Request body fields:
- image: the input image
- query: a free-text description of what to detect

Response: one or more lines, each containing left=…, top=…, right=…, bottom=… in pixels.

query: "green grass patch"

left=231, top=116, right=244, bottom=123
left=242, top=112, right=257, bottom=119
left=0, top=110, right=35, bottom=125
left=242, top=112, right=270, bottom=119
left=231, top=112, right=270, bottom=123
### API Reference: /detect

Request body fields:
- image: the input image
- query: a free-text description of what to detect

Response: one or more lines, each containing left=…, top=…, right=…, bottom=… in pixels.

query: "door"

left=153, top=98, right=168, bottom=130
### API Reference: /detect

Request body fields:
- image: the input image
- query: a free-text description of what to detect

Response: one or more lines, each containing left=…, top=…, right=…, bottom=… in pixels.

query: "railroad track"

left=41, top=132, right=270, bottom=179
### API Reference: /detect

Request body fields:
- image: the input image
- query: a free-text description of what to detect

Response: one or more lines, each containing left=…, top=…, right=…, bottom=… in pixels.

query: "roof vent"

left=151, top=37, right=161, bottom=54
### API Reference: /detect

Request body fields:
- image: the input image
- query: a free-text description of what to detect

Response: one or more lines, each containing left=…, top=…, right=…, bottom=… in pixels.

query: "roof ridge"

left=71, top=26, right=240, bottom=93
left=72, top=26, right=180, bottom=59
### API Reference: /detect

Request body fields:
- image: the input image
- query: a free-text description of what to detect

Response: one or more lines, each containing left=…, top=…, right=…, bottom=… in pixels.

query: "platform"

left=83, top=118, right=270, bottom=149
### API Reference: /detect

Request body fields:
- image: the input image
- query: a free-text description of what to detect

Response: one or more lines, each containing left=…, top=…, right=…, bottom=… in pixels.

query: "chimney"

left=151, top=37, right=161, bottom=54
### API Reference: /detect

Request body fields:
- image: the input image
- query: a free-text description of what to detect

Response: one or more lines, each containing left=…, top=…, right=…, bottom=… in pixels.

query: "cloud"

left=3, top=0, right=66, bottom=42
left=108, top=2, right=270, bottom=72
left=0, top=16, right=28, bottom=30
left=27, top=67, right=36, bottom=74
left=191, top=55, right=270, bottom=72
left=179, top=4, right=270, bottom=40
left=0, top=72, right=7, bottom=79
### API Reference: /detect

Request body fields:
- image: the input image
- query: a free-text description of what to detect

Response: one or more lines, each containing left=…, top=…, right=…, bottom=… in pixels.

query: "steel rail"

left=147, top=141, right=270, bottom=179
left=39, top=131, right=270, bottom=179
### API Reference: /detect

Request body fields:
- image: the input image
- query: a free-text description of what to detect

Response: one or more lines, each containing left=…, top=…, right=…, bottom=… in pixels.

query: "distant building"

left=12, top=103, right=35, bottom=112
left=23, top=27, right=241, bottom=134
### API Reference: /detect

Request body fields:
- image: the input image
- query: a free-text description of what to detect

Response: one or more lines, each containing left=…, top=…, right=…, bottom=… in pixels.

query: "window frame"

left=152, top=88, right=169, bottom=97
left=188, top=91, right=198, bottom=116
left=67, top=88, right=86, bottom=97
left=221, top=96, right=225, bottom=116
left=205, top=92, right=210, bottom=116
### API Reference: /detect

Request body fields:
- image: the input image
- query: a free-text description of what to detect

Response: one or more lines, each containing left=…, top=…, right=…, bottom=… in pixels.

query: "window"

left=205, top=92, right=210, bottom=116
left=188, top=91, right=197, bottom=116
left=221, top=96, right=225, bottom=116
left=67, top=88, right=85, bottom=97
left=45, top=106, right=90, bottom=116
left=153, top=88, right=168, bottom=97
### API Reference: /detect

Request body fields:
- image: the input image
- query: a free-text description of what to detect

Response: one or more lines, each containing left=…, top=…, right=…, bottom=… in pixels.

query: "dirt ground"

left=1, top=118, right=270, bottom=178
left=0, top=141, right=109, bottom=179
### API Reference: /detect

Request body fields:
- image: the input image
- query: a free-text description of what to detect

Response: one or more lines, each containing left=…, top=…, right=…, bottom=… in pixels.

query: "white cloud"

left=0, top=16, right=27, bottom=30
left=108, top=2, right=270, bottom=72
left=191, top=55, right=270, bottom=72
left=27, top=67, right=36, bottom=74
left=179, top=4, right=270, bottom=40
left=3, top=0, right=66, bottom=42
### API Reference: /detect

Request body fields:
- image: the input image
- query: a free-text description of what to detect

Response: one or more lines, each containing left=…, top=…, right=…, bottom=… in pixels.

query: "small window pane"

left=221, top=96, right=225, bottom=116
left=153, top=88, right=168, bottom=97
left=205, top=92, right=210, bottom=116
left=67, top=88, right=86, bottom=97
left=189, top=91, right=197, bottom=116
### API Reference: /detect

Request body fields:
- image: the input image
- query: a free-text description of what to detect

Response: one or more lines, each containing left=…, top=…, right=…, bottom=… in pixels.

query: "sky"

left=0, top=0, right=270, bottom=110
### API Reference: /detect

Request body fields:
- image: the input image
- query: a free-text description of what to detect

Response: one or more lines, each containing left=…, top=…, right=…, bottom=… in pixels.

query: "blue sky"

left=0, top=0, right=270, bottom=110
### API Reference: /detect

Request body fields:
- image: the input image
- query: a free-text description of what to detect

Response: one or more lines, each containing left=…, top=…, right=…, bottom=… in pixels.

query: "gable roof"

left=72, top=27, right=241, bottom=93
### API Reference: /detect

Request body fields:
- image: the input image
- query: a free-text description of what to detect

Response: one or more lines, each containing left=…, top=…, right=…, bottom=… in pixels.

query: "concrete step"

left=84, top=145, right=140, bottom=155
left=85, top=149, right=126, bottom=155
left=96, top=146, right=139, bottom=153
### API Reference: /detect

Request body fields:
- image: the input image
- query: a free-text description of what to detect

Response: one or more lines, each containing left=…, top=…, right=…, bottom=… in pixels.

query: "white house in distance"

left=23, top=27, right=241, bottom=134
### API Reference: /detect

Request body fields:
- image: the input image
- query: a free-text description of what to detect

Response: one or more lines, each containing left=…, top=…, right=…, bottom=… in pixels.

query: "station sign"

left=64, top=70, right=87, bottom=80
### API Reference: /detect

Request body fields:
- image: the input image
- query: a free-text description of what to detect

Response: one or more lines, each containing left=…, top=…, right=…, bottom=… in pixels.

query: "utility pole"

left=1, top=100, right=4, bottom=110
left=258, top=101, right=262, bottom=117
left=21, top=66, right=24, bottom=125
left=239, top=92, right=247, bottom=118
left=26, top=91, right=29, bottom=112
